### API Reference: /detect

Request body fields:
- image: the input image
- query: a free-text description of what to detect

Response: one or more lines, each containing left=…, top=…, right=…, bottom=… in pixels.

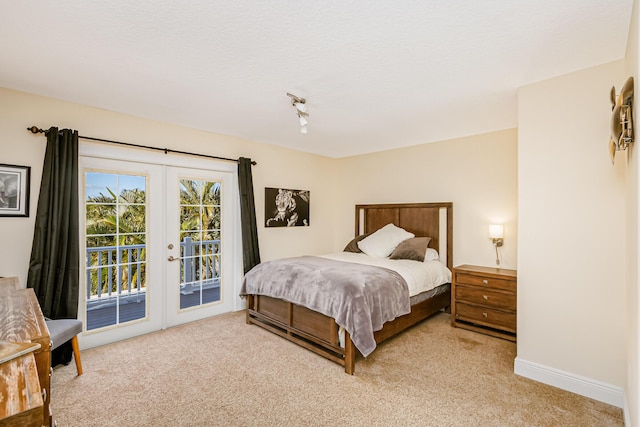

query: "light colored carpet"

left=50, top=311, right=623, bottom=426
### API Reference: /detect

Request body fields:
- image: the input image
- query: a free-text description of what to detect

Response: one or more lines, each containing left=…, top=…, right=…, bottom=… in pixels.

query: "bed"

left=242, top=202, right=453, bottom=374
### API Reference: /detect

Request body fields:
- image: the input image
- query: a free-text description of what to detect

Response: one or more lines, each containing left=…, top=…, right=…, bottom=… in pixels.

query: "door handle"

left=168, top=255, right=179, bottom=262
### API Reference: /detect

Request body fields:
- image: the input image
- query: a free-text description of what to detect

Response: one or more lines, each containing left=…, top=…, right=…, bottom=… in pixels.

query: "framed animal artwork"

left=264, top=187, right=310, bottom=227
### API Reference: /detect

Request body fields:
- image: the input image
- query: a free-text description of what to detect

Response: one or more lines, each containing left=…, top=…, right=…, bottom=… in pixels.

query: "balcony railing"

left=85, top=238, right=221, bottom=330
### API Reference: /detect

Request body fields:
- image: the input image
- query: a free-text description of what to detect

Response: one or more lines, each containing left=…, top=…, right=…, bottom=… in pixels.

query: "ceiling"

left=0, top=1, right=633, bottom=158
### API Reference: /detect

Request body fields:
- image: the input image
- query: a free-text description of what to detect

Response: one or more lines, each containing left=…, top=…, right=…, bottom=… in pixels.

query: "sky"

left=85, top=172, right=146, bottom=200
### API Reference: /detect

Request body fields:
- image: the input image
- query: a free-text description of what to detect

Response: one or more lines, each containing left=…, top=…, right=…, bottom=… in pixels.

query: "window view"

left=178, top=179, right=222, bottom=309
left=85, top=172, right=147, bottom=330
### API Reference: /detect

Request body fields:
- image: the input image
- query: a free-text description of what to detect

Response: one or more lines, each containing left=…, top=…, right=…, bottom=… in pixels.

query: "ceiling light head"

left=287, top=92, right=310, bottom=134
left=294, top=101, right=307, bottom=113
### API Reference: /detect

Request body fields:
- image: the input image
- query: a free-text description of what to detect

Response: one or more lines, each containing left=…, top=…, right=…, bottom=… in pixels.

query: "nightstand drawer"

left=455, top=273, right=515, bottom=292
left=455, top=302, right=516, bottom=332
left=455, top=285, right=516, bottom=310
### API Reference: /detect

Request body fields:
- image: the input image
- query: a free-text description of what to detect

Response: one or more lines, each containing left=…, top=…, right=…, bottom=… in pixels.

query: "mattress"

left=320, top=252, right=452, bottom=297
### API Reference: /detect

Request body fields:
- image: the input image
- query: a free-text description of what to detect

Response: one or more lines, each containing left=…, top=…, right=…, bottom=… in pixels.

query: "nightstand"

left=451, top=264, right=517, bottom=342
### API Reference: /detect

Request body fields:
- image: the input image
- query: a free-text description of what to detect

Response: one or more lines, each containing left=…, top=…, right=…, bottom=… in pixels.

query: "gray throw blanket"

left=241, top=256, right=410, bottom=357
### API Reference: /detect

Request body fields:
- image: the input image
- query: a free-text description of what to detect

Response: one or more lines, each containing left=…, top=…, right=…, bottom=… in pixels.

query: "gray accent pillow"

left=343, top=233, right=371, bottom=253
left=389, top=237, right=432, bottom=262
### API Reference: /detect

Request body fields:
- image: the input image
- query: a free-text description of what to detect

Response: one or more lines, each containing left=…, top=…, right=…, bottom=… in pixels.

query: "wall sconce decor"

left=286, top=92, right=309, bottom=134
left=489, top=224, right=504, bottom=267
left=608, top=76, right=634, bottom=165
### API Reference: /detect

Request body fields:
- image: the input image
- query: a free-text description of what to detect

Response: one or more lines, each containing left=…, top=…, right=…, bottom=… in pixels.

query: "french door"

left=79, top=148, right=238, bottom=349
left=165, top=166, right=234, bottom=327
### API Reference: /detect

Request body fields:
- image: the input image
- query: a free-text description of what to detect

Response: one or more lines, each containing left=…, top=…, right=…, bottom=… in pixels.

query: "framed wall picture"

left=0, top=164, right=30, bottom=217
left=265, top=187, right=310, bottom=227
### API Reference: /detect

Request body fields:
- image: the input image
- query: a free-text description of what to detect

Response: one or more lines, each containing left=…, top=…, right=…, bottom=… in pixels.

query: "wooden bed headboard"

left=355, top=202, right=453, bottom=271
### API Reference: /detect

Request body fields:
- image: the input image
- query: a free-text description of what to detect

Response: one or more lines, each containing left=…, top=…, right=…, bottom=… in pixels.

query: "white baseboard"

left=514, top=357, right=625, bottom=408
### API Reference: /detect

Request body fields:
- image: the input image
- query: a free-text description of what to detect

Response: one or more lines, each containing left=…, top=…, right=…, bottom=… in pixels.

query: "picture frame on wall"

left=0, top=163, right=30, bottom=217
left=265, top=187, right=310, bottom=227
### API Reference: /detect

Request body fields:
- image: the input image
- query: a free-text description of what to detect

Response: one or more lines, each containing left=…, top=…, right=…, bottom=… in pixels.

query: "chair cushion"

left=45, top=319, right=82, bottom=349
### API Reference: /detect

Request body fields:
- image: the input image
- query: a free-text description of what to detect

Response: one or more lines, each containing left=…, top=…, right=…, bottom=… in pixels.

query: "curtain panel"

left=27, top=127, right=80, bottom=319
left=237, top=157, right=260, bottom=274
left=27, top=127, right=79, bottom=366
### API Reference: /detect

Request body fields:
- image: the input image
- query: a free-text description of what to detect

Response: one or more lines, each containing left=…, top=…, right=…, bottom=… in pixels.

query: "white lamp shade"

left=489, top=224, right=504, bottom=239
left=300, top=125, right=308, bottom=134
left=299, top=116, right=308, bottom=126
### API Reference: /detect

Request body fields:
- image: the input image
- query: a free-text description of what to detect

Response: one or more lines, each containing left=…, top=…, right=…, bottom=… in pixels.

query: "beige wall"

left=0, top=87, right=340, bottom=286
left=1, top=57, right=632, bottom=410
left=625, top=0, right=639, bottom=423
left=518, top=61, right=627, bottom=391
left=0, top=84, right=517, bottom=285
left=334, top=129, right=518, bottom=270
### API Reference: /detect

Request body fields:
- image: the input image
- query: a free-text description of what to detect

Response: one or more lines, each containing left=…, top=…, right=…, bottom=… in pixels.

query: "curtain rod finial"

left=27, top=126, right=44, bottom=134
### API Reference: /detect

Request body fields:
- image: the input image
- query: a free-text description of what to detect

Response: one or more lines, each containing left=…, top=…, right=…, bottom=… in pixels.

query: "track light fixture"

left=287, top=92, right=309, bottom=134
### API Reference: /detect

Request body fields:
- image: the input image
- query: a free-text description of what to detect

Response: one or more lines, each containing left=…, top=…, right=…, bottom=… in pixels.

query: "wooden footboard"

left=245, top=286, right=450, bottom=374
left=245, top=294, right=357, bottom=374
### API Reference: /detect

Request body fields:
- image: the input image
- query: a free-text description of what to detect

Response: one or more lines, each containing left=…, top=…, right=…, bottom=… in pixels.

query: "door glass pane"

left=178, top=178, right=222, bottom=310
left=85, top=172, right=148, bottom=331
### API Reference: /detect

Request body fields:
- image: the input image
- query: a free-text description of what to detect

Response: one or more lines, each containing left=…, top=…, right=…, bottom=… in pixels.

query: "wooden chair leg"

left=71, top=336, right=83, bottom=376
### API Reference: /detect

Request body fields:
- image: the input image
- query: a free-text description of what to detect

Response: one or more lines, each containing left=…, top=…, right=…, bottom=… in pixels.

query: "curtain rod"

left=27, top=126, right=257, bottom=165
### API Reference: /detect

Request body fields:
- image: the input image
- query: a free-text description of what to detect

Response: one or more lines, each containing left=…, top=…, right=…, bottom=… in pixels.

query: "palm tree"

left=86, top=187, right=146, bottom=296
left=179, top=180, right=221, bottom=282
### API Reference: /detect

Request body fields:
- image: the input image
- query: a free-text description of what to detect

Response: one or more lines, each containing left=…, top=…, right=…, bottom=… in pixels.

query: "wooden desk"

left=0, top=289, right=52, bottom=426
left=0, top=341, right=43, bottom=426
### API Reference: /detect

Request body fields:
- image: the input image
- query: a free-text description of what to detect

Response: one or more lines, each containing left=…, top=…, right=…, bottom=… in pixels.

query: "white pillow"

left=424, top=248, right=440, bottom=261
left=357, top=224, right=415, bottom=258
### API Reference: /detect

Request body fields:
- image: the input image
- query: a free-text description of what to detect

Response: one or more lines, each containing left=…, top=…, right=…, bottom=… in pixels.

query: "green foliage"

left=179, top=180, right=221, bottom=280
left=86, top=187, right=146, bottom=297
left=85, top=179, right=222, bottom=298
left=179, top=179, right=221, bottom=238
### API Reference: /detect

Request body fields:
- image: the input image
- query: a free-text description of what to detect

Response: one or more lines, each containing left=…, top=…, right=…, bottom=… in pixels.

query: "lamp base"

left=493, top=240, right=503, bottom=267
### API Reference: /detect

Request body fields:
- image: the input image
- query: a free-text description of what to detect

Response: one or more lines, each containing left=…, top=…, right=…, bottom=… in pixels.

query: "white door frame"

left=78, top=142, right=244, bottom=349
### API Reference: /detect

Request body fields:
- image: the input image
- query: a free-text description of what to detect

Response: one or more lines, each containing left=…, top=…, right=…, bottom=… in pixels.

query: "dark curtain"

left=237, top=157, right=260, bottom=273
left=27, top=127, right=79, bottom=366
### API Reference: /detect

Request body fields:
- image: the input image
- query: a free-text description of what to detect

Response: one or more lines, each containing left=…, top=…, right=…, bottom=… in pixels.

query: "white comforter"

left=320, top=252, right=452, bottom=297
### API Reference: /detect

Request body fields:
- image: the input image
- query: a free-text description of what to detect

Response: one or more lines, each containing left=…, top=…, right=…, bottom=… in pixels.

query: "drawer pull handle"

left=482, top=279, right=489, bottom=285
left=483, top=295, right=488, bottom=300
left=482, top=312, right=488, bottom=318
